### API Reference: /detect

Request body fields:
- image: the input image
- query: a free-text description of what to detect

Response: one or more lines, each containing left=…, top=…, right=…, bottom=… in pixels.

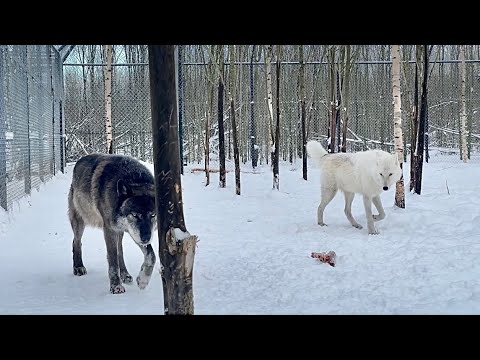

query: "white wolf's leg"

left=362, top=195, right=378, bottom=235
left=343, top=191, right=362, bottom=229
left=136, top=244, right=156, bottom=290
left=117, top=232, right=133, bottom=284
left=318, top=185, right=337, bottom=226
left=104, top=228, right=125, bottom=294
left=372, top=195, right=385, bottom=221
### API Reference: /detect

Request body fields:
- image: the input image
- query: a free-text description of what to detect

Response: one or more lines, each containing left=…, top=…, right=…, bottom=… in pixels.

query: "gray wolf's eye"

left=151, top=213, right=156, bottom=218
left=379, top=173, right=383, bottom=176
left=389, top=173, right=392, bottom=176
left=131, top=213, right=138, bottom=218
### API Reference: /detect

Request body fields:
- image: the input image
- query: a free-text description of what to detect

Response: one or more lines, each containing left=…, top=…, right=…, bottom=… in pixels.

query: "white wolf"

left=306, top=140, right=402, bottom=235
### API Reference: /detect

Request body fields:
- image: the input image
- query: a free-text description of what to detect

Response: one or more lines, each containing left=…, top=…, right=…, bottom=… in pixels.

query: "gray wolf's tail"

left=306, top=140, right=328, bottom=167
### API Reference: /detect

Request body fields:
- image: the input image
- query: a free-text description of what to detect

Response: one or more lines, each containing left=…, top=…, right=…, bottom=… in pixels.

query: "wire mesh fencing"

left=62, top=45, right=480, bottom=180
left=0, top=45, right=64, bottom=211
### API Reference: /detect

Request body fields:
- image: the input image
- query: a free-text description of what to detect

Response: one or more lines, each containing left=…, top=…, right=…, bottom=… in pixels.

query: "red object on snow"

left=311, top=251, right=336, bottom=267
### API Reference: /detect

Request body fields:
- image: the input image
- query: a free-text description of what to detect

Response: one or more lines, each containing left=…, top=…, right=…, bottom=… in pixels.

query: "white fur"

left=306, top=140, right=402, bottom=235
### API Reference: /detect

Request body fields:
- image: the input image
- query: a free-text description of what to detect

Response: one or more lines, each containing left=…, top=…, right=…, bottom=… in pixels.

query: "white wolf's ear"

left=117, top=179, right=129, bottom=196
left=392, top=153, right=399, bottom=165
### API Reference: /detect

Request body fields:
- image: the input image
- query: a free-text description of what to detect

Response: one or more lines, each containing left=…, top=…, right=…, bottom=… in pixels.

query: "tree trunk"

left=413, top=45, right=429, bottom=195
left=265, top=45, right=275, bottom=167
left=250, top=45, right=258, bottom=169
left=459, top=44, right=468, bottom=163
left=328, top=46, right=336, bottom=153
left=148, top=45, right=198, bottom=315
left=229, top=45, right=241, bottom=195
left=217, top=47, right=226, bottom=187
left=299, top=45, right=307, bottom=180
left=204, top=46, right=215, bottom=186
left=392, top=45, right=405, bottom=208
left=409, top=46, right=421, bottom=192
left=104, top=44, right=113, bottom=154
left=341, top=45, right=352, bottom=153
left=273, top=56, right=281, bottom=190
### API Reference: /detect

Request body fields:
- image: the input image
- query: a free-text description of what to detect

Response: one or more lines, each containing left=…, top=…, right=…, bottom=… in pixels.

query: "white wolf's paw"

left=121, top=272, right=133, bottom=284
left=110, top=284, right=126, bottom=294
left=352, top=223, right=363, bottom=229
left=73, top=266, right=87, bottom=276
left=136, top=275, right=150, bottom=290
left=372, top=214, right=385, bottom=221
left=368, top=228, right=379, bottom=235
left=318, top=222, right=327, bottom=226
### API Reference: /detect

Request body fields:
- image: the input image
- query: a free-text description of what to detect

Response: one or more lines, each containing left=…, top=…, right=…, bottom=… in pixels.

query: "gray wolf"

left=306, top=140, right=402, bottom=235
left=68, top=153, right=157, bottom=294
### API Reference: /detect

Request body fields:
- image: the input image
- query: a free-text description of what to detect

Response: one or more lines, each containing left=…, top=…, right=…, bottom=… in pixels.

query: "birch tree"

left=392, top=45, right=405, bottom=208
left=265, top=45, right=275, bottom=166
left=148, top=45, right=198, bottom=315
left=272, top=46, right=281, bottom=190
left=104, top=44, right=113, bottom=154
left=459, top=44, right=468, bottom=162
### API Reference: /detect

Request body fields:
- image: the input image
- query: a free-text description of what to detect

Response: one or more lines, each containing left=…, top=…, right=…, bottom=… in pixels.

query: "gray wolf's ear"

left=117, top=179, right=129, bottom=196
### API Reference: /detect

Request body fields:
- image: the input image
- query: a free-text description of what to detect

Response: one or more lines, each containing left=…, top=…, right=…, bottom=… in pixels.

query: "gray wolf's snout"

left=383, top=186, right=388, bottom=191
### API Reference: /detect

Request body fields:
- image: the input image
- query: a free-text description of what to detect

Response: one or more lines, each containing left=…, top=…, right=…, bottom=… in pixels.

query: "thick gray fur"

left=68, top=153, right=157, bottom=294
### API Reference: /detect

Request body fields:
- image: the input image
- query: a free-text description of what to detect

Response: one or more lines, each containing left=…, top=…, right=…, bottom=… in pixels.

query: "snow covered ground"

left=1, top=158, right=479, bottom=314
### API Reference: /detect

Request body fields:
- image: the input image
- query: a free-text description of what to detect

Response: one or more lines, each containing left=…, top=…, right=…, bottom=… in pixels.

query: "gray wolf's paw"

left=73, top=266, right=87, bottom=276
left=136, top=275, right=150, bottom=290
left=368, top=228, right=379, bottom=235
left=352, top=223, right=363, bottom=229
left=121, top=272, right=133, bottom=284
left=318, top=222, right=327, bottom=226
left=110, top=284, right=126, bottom=294
left=372, top=214, right=384, bottom=221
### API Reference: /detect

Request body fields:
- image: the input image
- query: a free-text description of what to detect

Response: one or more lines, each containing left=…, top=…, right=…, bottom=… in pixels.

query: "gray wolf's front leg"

left=117, top=232, right=133, bottom=284
left=362, top=195, right=378, bottom=235
left=104, top=227, right=125, bottom=294
left=136, top=244, right=156, bottom=290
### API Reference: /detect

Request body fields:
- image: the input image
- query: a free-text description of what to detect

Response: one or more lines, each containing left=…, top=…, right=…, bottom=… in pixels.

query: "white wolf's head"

left=375, top=152, right=402, bottom=192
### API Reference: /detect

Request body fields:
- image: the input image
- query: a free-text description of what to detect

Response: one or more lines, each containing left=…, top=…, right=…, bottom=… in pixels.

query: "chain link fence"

left=0, top=45, right=64, bottom=211
left=62, top=45, right=480, bottom=177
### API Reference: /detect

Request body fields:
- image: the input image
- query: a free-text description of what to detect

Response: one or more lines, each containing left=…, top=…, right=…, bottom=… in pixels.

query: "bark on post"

left=104, top=44, right=113, bottom=154
left=392, top=45, right=405, bottom=208
left=229, top=45, right=241, bottom=195
left=148, top=45, right=198, bottom=315
left=459, top=45, right=468, bottom=163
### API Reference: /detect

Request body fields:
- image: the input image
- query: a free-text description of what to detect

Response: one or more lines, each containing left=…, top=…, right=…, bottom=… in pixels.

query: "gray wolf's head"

left=117, top=179, right=157, bottom=246
left=376, top=152, right=402, bottom=192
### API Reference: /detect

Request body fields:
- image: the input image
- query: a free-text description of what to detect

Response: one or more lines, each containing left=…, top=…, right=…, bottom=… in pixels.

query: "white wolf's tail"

left=306, top=140, right=328, bottom=167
